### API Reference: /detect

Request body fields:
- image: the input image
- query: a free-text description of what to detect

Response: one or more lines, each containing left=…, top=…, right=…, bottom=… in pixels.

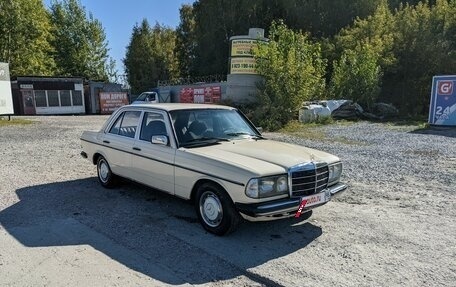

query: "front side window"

left=140, top=112, right=166, bottom=142
left=109, top=111, right=141, bottom=138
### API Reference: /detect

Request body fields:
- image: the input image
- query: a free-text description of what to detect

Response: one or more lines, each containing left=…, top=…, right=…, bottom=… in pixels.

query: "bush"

left=329, top=44, right=382, bottom=109
left=253, top=21, right=327, bottom=131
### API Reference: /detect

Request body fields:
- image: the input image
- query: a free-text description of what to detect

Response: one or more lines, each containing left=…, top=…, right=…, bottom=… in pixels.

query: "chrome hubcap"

left=200, top=191, right=223, bottom=227
left=99, top=160, right=109, bottom=182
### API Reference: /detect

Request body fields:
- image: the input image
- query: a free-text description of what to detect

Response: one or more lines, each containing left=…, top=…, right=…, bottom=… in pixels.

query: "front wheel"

left=195, top=182, right=241, bottom=236
left=97, top=156, right=117, bottom=188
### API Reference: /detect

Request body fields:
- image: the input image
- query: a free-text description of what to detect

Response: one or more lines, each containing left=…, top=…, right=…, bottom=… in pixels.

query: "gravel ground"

left=0, top=116, right=455, bottom=286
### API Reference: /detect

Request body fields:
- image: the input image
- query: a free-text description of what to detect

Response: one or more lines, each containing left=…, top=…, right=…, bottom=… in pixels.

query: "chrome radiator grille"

left=289, top=163, right=329, bottom=197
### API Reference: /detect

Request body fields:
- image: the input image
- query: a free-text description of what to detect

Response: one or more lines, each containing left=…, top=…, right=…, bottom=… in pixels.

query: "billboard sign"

left=179, top=86, right=221, bottom=104
left=428, top=75, right=456, bottom=126
left=231, top=39, right=256, bottom=57
left=99, top=92, right=129, bottom=114
left=0, top=62, right=14, bottom=115
left=230, top=58, right=257, bottom=74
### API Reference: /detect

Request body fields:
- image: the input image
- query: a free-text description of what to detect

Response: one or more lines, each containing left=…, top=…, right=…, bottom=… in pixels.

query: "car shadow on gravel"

left=0, top=178, right=322, bottom=286
left=410, top=126, right=456, bottom=138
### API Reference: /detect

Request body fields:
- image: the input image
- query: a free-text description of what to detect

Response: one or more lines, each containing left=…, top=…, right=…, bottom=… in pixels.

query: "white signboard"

left=0, top=63, right=14, bottom=115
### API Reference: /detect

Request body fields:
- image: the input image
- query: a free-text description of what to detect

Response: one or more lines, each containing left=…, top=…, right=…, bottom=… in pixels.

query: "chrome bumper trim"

left=237, top=182, right=347, bottom=222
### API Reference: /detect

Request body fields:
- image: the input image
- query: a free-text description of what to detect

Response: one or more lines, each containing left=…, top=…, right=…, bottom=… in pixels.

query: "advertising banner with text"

left=231, top=39, right=256, bottom=57
left=230, top=58, right=257, bottom=74
left=99, top=92, right=129, bottom=114
left=179, top=86, right=221, bottom=104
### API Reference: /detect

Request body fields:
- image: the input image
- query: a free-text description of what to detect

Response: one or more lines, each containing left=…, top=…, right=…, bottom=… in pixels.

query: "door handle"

left=132, top=147, right=141, bottom=151
left=103, top=140, right=110, bottom=144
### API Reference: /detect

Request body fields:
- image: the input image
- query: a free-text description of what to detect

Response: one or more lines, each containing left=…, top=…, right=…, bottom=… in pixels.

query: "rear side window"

left=109, top=111, right=141, bottom=138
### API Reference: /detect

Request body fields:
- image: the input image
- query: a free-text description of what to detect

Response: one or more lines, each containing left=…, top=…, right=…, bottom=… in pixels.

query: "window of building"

left=72, top=90, right=83, bottom=106
left=60, top=90, right=71, bottom=106
left=48, top=90, right=59, bottom=107
left=34, top=90, right=47, bottom=107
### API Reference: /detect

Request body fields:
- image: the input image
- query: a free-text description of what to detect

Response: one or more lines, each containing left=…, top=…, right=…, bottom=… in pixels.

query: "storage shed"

left=11, top=76, right=85, bottom=115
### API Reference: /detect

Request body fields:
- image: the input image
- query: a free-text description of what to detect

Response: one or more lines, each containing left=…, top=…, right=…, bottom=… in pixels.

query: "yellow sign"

left=231, top=39, right=256, bottom=56
left=230, top=58, right=257, bottom=74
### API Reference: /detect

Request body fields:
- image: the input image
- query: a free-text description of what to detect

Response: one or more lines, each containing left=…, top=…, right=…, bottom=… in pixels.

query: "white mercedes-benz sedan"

left=80, top=103, right=347, bottom=235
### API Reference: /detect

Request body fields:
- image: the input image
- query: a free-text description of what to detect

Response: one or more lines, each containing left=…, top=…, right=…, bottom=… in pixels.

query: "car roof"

left=126, top=103, right=236, bottom=112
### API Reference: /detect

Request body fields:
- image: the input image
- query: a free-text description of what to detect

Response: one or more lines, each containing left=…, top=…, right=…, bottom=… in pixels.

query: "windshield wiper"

left=225, top=132, right=265, bottom=139
left=180, top=137, right=230, bottom=148
left=185, top=137, right=230, bottom=143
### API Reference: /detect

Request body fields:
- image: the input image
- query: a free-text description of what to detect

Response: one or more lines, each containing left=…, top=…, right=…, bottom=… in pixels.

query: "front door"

left=131, top=111, right=176, bottom=194
left=21, top=90, right=35, bottom=115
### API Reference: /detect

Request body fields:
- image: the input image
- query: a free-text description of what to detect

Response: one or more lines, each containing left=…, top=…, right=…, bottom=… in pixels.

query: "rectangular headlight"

left=328, top=162, right=342, bottom=185
left=245, top=175, right=288, bottom=198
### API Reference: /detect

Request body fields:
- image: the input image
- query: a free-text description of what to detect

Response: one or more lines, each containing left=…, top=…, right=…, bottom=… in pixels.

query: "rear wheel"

left=195, top=182, right=241, bottom=235
left=97, top=156, right=117, bottom=188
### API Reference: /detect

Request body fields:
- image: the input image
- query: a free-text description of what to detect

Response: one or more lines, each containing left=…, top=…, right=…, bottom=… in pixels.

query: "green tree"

left=282, top=0, right=379, bottom=37
left=332, top=0, right=456, bottom=115
left=388, top=0, right=456, bottom=114
left=330, top=44, right=382, bottom=108
left=253, top=21, right=327, bottom=130
left=124, top=20, right=178, bottom=94
left=0, top=0, right=55, bottom=76
left=175, top=4, right=196, bottom=78
left=335, top=0, right=396, bottom=73
left=50, top=0, right=115, bottom=81
left=186, top=0, right=382, bottom=77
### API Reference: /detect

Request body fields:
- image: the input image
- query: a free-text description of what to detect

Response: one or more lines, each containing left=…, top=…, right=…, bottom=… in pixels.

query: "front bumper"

left=235, top=182, right=347, bottom=222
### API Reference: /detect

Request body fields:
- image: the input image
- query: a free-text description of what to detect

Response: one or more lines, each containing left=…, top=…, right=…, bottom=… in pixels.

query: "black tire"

left=96, top=156, right=117, bottom=188
left=195, top=182, right=241, bottom=236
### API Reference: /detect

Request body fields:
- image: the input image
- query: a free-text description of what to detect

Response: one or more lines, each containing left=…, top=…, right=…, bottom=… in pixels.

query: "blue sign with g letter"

left=429, top=75, right=456, bottom=126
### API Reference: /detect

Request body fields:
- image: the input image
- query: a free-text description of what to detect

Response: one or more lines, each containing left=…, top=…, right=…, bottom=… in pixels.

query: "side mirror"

left=256, top=127, right=263, bottom=133
left=151, top=135, right=168, bottom=146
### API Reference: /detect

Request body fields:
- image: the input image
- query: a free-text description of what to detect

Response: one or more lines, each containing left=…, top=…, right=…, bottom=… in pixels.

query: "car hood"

left=185, top=139, right=340, bottom=174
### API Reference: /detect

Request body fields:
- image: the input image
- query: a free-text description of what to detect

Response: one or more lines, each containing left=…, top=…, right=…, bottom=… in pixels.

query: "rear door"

left=101, top=110, right=141, bottom=179
left=130, top=110, right=176, bottom=194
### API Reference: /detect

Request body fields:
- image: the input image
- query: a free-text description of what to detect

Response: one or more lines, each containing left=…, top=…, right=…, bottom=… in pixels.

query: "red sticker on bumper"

left=295, top=199, right=307, bottom=218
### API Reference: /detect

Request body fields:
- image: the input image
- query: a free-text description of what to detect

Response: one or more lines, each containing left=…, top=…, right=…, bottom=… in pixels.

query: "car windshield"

left=170, top=108, right=262, bottom=147
left=136, top=92, right=156, bottom=101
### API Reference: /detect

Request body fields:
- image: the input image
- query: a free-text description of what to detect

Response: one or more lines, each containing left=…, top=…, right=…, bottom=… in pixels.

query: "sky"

left=43, top=0, right=193, bottom=77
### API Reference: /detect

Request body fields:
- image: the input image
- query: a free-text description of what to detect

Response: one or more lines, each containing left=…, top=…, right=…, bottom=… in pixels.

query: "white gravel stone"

left=0, top=116, right=455, bottom=286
